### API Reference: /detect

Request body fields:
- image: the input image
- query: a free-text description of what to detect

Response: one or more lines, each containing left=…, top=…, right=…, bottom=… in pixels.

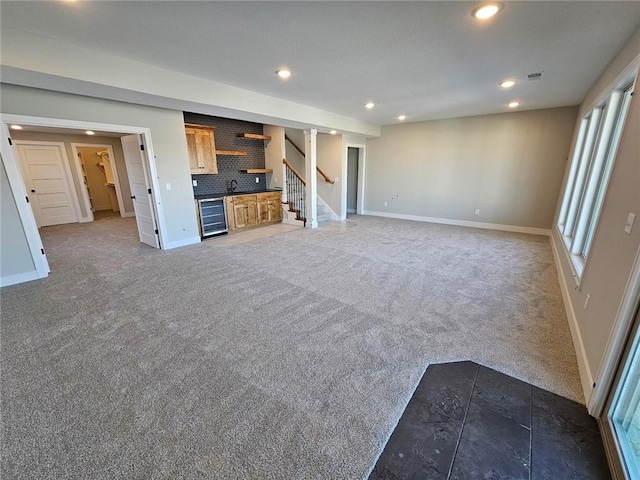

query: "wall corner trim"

left=549, top=232, right=595, bottom=410
left=163, top=236, right=201, bottom=250
left=361, top=210, right=551, bottom=236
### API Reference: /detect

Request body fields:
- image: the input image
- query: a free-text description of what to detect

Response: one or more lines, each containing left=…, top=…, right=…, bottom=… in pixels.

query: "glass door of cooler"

left=198, top=198, right=228, bottom=237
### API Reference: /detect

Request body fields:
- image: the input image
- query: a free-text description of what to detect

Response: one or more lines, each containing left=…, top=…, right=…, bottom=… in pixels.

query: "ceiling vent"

left=526, top=72, right=544, bottom=81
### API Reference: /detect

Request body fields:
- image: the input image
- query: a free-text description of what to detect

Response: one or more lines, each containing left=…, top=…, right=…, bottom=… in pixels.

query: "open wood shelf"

left=215, top=150, right=248, bottom=156
left=237, top=133, right=272, bottom=141
left=240, top=168, right=273, bottom=174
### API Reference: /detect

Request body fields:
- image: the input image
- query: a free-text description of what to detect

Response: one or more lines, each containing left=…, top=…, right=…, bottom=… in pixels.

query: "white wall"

left=0, top=159, right=35, bottom=279
left=264, top=125, right=285, bottom=191
left=1, top=84, right=200, bottom=248
left=364, top=106, right=578, bottom=231
left=10, top=131, right=134, bottom=216
left=316, top=133, right=343, bottom=217
left=550, top=29, right=640, bottom=406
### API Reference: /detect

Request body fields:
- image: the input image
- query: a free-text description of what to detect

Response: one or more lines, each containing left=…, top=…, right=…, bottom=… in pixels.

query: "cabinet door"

left=185, top=126, right=218, bottom=174
left=233, top=202, right=248, bottom=228
left=245, top=197, right=258, bottom=226
left=256, top=197, right=270, bottom=224
left=270, top=197, right=283, bottom=222
left=259, top=192, right=282, bottom=223
left=185, top=128, right=201, bottom=173
left=225, top=197, right=236, bottom=231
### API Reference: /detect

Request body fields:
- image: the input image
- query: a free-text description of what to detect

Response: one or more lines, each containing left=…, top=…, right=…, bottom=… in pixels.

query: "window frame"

left=556, top=75, right=636, bottom=285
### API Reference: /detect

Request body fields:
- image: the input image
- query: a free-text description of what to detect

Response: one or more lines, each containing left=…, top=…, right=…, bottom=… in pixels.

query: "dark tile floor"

left=369, top=361, right=611, bottom=480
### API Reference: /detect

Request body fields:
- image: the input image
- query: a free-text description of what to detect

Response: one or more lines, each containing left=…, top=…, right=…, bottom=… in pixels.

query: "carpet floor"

left=1, top=214, right=582, bottom=479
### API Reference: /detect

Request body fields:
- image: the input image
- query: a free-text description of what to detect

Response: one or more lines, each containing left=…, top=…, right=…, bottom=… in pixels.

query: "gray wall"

left=551, top=29, right=640, bottom=389
left=10, top=131, right=134, bottom=217
left=365, top=106, right=579, bottom=230
left=0, top=159, right=35, bottom=279
left=316, top=133, right=343, bottom=216
left=1, top=84, right=200, bottom=248
left=284, top=128, right=305, bottom=177
left=264, top=125, right=285, bottom=190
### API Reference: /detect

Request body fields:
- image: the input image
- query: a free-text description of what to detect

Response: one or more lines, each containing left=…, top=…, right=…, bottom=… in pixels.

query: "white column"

left=305, top=128, right=318, bottom=229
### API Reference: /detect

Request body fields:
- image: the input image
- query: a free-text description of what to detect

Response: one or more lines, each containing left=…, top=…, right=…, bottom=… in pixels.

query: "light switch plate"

left=192, top=179, right=197, bottom=187
left=625, top=213, right=636, bottom=235
left=165, top=183, right=171, bottom=191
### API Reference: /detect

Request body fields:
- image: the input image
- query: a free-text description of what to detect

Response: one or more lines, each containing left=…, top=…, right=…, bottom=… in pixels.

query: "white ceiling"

left=1, top=1, right=639, bottom=125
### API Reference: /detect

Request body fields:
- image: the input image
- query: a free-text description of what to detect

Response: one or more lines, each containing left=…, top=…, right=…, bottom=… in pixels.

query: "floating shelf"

left=237, top=133, right=272, bottom=141
left=240, top=168, right=273, bottom=174
left=215, top=150, right=248, bottom=156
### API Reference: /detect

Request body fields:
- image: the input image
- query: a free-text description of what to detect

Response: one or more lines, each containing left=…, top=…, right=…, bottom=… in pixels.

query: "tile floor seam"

left=446, top=364, right=479, bottom=480
left=529, top=384, right=533, bottom=480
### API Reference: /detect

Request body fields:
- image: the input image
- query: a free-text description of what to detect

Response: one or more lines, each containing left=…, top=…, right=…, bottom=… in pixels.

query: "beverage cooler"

left=197, top=198, right=228, bottom=237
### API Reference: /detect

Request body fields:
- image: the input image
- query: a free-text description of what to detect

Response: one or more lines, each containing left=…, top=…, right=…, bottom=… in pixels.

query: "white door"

left=16, top=143, right=79, bottom=227
left=121, top=135, right=159, bottom=248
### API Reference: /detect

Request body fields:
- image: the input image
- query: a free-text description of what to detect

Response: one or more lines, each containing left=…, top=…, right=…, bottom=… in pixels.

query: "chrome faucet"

left=229, top=179, right=237, bottom=193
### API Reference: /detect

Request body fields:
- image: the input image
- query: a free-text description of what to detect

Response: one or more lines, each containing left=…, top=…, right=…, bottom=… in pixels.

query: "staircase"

left=316, top=200, right=333, bottom=223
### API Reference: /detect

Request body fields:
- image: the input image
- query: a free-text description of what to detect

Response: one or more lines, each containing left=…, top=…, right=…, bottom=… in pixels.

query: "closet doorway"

left=72, top=143, right=127, bottom=219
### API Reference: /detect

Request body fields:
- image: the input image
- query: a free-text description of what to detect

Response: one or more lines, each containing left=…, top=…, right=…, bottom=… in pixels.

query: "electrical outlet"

left=384, top=201, right=388, bottom=207
left=192, top=179, right=198, bottom=187
left=625, top=213, right=636, bottom=235
left=165, top=183, right=171, bottom=191
left=584, top=294, right=591, bottom=310
left=255, top=177, right=260, bottom=183
left=475, top=209, right=480, bottom=215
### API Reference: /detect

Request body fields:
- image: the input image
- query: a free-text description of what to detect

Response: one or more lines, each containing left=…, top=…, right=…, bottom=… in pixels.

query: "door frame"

left=13, top=140, right=83, bottom=226
left=71, top=143, right=128, bottom=218
left=341, top=142, right=366, bottom=220
left=1, top=114, right=167, bottom=281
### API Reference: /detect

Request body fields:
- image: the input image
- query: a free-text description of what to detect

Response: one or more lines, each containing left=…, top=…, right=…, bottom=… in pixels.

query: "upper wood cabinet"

left=185, top=125, right=218, bottom=174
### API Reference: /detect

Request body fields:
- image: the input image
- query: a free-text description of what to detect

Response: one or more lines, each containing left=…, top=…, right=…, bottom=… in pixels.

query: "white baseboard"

left=550, top=233, right=594, bottom=409
left=362, top=210, right=551, bottom=236
left=122, top=212, right=135, bottom=218
left=346, top=208, right=356, bottom=214
left=1, top=269, right=46, bottom=287
left=163, top=236, right=201, bottom=250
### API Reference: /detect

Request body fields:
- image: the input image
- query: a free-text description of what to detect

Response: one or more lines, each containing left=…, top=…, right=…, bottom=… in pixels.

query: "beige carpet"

left=1, top=214, right=581, bottom=479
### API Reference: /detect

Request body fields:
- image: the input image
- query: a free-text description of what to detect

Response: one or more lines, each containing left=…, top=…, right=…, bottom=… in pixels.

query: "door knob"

left=131, top=195, right=136, bottom=199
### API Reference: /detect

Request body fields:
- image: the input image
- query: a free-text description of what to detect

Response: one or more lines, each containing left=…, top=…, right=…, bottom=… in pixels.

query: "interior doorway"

left=347, top=147, right=359, bottom=214
left=1, top=114, right=167, bottom=284
left=342, top=143, right=365, bottom=219
left=72, top=143, right=127, bottom=218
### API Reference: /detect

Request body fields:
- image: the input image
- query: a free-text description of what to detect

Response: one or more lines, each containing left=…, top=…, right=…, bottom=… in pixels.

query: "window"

left=557, top=81, right=635, bottom=280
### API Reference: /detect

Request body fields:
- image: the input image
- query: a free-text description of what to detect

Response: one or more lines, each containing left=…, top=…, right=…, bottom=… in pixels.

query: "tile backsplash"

left=185, top=112, right=269, bottom=195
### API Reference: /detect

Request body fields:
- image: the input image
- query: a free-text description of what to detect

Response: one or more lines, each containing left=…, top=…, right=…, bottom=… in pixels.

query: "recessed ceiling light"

left=472, top=3, right=502, bottom=19
left=364, top=102, right=375, bottom=109
left=10, top=125, right=23, bottom=130
left=329, top=130, right=337, bottom=135
left=508, top=101, right=520, bottom=108
left=276, top=69, right=291, bottom=79
left=499, top=80, right=516, bottom=89
left=85, top=130, right=95, bottom=135
left=398, top=115, right=406, bottom=121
